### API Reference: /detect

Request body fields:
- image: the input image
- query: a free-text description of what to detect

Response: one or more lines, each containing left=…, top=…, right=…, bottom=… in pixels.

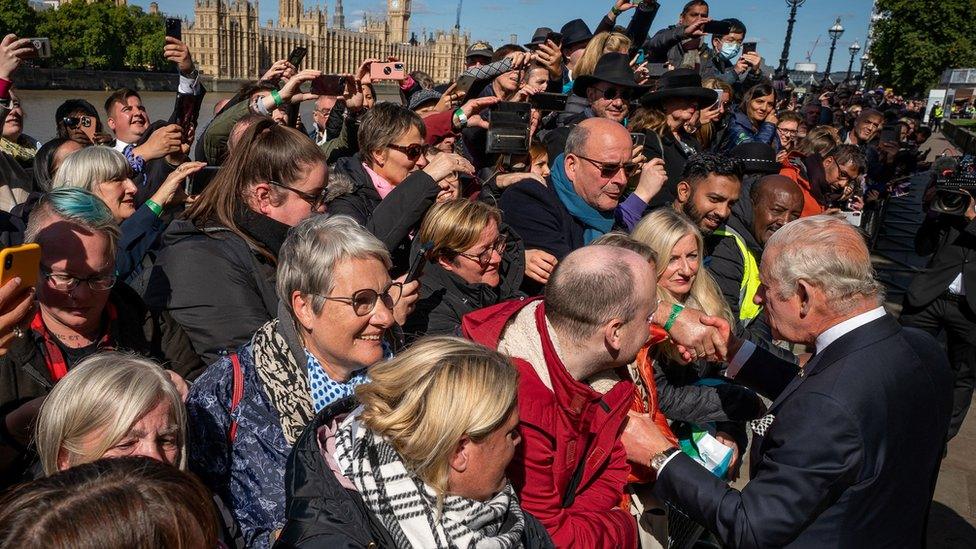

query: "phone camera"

left=4, top=256, right=11, bottom=269
left=383, top=66, right=392, bottom=75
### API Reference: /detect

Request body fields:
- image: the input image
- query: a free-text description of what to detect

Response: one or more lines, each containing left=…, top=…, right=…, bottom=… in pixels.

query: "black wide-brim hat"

left=572, top=52, right=649, bottom=97
left=639, top=68, right=718, bottom=108
left=729, top=142, right=781, bottom=174
left=524, top=27, right=554, bottom=49
left=560, top=19, right=593, bottom=48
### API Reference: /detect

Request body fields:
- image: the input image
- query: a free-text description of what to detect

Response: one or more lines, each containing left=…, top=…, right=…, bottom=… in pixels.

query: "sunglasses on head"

left=387, top=143, right=430, bottom=161
left=593, top=86, right=633, bottom=102
left=62, top=116, right=93, bottom=128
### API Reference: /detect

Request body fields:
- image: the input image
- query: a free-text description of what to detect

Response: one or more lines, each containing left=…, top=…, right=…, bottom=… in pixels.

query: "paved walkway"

left=870, top=134, right=976, bottom=548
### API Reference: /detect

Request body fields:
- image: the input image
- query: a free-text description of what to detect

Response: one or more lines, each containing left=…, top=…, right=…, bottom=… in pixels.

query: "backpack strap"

left=228, top=352, right=244, bottom=444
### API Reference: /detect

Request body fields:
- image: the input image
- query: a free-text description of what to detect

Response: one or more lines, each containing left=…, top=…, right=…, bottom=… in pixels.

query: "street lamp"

left=822, top=17, right=844, bottom=83
left=776, top=0, right=806, bottom=79
left=858, top=52, right=869, bottom=86
left=845, top=40, right=860, bottom=83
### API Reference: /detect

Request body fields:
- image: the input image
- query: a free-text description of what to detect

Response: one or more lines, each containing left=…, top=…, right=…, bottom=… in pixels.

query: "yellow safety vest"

left=713, top=226, right=762, bottom=321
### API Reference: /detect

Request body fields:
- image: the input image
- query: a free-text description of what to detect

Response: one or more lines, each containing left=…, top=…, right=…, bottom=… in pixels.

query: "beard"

left=682, top=200, right=723, bottom=234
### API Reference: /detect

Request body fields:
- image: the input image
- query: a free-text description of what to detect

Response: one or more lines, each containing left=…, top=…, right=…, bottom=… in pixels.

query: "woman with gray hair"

left=51, top=145, right=205, bottom=283
left=185, top=214, right=409, bottom=549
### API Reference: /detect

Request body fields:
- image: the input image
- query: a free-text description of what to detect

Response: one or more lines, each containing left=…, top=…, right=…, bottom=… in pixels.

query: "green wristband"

left=270, top=88, right=283, bottom=107
left=663, top=303, right=684, bottom=332
left=145, top=199, right=163, bottom=217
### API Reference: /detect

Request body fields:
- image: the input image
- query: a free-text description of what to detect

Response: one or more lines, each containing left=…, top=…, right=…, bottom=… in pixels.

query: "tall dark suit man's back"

left=655, top=314, right=952, bottom=548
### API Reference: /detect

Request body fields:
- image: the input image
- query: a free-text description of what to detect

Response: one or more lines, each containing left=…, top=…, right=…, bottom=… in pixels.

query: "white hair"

left=276, top=214, right=392, bottom=316
left=51, top=145, right=130, bottom=192
left=764, top=215, right=884, bottom=311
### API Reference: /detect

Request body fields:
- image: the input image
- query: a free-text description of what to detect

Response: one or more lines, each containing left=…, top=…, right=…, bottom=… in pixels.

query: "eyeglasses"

left=457, top=236, right=507, bottom=266
left=320, top=283, right=403, bottom=317
left=41, top=267, right=116, bottom=292
left=593, top=85, right=633, bottom=102
left=777, top=128, right=798, bottom=136
left=269, top=180, right=327, bottom=210
left=387, top=143, right=430, bottom=161
left=62, top=116, right=93, bottom=129
left=573, top=154, right=641, bottom=178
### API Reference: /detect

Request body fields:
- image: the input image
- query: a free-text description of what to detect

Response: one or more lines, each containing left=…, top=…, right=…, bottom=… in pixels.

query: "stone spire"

left=332, top=0, right=345, bottom=29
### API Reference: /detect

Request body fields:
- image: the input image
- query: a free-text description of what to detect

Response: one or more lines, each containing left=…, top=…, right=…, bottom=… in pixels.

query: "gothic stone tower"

left=387, top=0, right=410, bottom=44
left=279, top=0, right=301, bottom=28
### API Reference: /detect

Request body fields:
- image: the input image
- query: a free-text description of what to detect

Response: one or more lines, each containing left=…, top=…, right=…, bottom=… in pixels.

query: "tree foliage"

left=871, top=0, right=976, bottom=96
left=0, top=0, right=37, bottom=38
left=15, top=0, right=166, bottom=71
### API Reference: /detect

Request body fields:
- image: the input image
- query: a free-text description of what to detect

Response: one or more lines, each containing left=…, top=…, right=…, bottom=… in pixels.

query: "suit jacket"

left=905, top=212, right=976, bottom=311
left=655, top=314, right=952, bottom=548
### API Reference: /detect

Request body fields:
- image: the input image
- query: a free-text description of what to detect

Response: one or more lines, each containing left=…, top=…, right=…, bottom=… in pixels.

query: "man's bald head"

left=563, top=119, right=633, bottom=212
left=545, top=245, right=654, bottom=340
left=750, top=175, right=804, bottom=247
left=574, top=118, right=632, bottom=151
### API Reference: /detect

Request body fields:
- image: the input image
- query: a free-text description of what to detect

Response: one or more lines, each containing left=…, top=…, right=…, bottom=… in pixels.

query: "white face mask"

left=718, top=41, right=741, bottom=60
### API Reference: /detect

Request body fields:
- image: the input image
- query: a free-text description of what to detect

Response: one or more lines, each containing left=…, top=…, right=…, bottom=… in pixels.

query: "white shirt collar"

left=814, top=306, right=887, bottom=355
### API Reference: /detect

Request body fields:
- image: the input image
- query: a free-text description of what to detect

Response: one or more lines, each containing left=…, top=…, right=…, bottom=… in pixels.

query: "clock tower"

left=388, top=0, right=410, bottom=43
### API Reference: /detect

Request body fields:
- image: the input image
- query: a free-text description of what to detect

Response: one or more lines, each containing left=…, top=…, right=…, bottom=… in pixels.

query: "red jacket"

left=462, top=298, right=638, bottom=549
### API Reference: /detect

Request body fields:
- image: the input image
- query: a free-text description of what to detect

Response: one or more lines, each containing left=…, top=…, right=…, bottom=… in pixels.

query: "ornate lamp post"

left=822, top=17, right=844, bottom=83
left=858, top=52, right=869, bottom=87
left=776, top=0, right=806, bottom=79
left=845, top=40, right=860, bottom=83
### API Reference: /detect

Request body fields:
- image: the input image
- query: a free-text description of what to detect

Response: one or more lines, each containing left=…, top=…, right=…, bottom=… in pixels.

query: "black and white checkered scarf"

left=333, top=410, right=525, bottom=549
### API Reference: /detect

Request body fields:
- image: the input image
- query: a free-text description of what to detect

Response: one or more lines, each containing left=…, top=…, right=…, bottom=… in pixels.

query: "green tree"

left=124, top=8, right=166, bottom=71
left=871, top=0, right=976, bottom=96
left=0, top=0, right=37, bottom=38
left=36, top=0, right=131, bottom=69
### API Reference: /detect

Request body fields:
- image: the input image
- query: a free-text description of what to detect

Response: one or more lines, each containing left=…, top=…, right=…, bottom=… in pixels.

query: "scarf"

left=550, top=153, right=614, bottom=244
left=0, top=137, right=35, bottom=164
left=234, top=207, right=291, bottom=260
left=250, top=318, right=316, bottom=445
left=333, top=410, right=525, bottom=549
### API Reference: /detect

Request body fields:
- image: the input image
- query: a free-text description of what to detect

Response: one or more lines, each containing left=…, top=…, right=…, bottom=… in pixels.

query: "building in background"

left=184, top=0, right=470, bottom=83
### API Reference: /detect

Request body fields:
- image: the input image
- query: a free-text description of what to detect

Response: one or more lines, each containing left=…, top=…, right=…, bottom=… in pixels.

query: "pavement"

left=733, top=133, right=976, bottom=548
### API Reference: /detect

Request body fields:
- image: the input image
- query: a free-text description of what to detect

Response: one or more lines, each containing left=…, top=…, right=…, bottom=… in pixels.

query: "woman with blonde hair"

left=276, top=336, right=552, bottom=548
left=573, top=31, right=632, bottom=80
left=34, top=351, right=186, bottom=475
left=403, top=199, right=524, bottom=340
left=631, top=208, right=764, bottom=479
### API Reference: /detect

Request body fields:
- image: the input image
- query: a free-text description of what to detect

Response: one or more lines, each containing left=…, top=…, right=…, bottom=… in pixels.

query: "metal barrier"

left=943, top=121, right=976, bottom=155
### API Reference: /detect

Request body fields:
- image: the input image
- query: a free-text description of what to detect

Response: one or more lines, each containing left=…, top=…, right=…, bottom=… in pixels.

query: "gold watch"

left=650, top=447, right=680, bottom=473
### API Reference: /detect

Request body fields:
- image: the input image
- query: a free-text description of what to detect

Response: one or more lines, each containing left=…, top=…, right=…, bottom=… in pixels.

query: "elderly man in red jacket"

left=462, top=244, right=665, bottom=548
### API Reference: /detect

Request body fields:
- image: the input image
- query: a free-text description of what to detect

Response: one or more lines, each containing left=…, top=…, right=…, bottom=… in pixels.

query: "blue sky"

left=144, top=0, right=875, bottom=72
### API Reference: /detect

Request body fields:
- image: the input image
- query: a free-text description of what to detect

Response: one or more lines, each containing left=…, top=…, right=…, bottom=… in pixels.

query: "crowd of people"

left=0, top=0, right=965, bottom=547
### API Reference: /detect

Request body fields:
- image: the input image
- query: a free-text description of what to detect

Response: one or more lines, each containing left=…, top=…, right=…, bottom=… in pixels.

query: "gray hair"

left=564, top=123, right=592, bottom=157
left=24, top=187, right=120, bottom=259
left=51, top=145, right=130, bottom=192
left=544, top=245, right=644, bottom=341
left=35, top=351, right=186, bottom=475
left=764, top=215, right=884, bottom=311
left=276, top=214, right=392, bottom=316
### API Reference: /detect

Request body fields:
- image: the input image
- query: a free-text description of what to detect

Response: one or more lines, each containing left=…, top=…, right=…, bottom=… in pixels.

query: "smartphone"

left=742, top=41, right=757, bottom=54
left=165, top=18, right=182, bottom=41
left=528, top=92, right=568, bottom=112
left=370, top=62, right=406, bottom=81
left=0, top=244, right=40, bottom=294
left=79, top=115, right=97, bottom=142
left=287, top=46, right=307, bottom=69
left=455, top=74, right=477, bottom=95
left=184, top=166, right=220, bottom=196
left=630, top=132, right=646, bottom=148
left=403, top=242, right=433, bottom=284
left=22, top=38, right=51, bottom=59
left=311, top=74, right=347, bottom=96
left=545, top=31, right=563, bottom=47
left=703, top=20, right=732, bottom=36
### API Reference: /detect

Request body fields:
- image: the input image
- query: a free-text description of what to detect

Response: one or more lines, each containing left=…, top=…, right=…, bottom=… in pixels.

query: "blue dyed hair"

left=24, top=187, right=120, bottom=256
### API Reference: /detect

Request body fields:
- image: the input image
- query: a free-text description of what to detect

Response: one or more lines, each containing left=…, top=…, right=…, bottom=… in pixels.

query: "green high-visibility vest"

left=713, top=226, right=762, bottom=321
left=934, top=106, right=944, bottom=118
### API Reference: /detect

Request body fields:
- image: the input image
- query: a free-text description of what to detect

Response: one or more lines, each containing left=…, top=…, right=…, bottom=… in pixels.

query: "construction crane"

left=455, top=0, right=462, bottom=29
left=805, top=35, right=821, bottom=63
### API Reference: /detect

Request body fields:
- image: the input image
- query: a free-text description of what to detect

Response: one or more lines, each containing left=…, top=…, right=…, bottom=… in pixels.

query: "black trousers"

left=901, top=294, right=976, bottom=440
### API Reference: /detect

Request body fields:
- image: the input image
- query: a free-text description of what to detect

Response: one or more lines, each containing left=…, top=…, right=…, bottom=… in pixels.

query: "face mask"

left=719, top=42, right=741, bottom=60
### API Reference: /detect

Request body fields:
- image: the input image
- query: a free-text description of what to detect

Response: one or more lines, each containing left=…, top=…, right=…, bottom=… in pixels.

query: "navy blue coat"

left=655, top=313, right=952, bottom=548
left=498, top=177, right=585, bottom=263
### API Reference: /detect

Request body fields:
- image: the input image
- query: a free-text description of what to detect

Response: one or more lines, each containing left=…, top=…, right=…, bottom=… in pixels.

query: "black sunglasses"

left=62, top=116, right=93, bottom=128
left=593, top=85, right=633, bottom=102
left=269, top=180, right=327, bottom=209
left=387, top=143, right=430, bottom=161
left=573, top=154, right=641, bottom=178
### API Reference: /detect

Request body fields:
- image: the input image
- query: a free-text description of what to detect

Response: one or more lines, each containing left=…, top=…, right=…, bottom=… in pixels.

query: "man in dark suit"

left=902, top=167, right=976, bottom=440
left=636, top=215, right=953, bottom=548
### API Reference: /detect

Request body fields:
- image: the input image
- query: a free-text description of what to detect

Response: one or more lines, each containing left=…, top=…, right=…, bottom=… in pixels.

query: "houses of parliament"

left=183, top=0, right=471, bottom=83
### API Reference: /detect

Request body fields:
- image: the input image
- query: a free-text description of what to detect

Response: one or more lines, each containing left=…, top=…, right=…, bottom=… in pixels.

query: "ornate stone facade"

left=184, top=0, right=469, bottom=83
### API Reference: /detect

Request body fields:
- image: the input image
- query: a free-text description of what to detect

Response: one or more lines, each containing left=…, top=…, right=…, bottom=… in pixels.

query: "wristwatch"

left=650, top=446, right=680, bottom=473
